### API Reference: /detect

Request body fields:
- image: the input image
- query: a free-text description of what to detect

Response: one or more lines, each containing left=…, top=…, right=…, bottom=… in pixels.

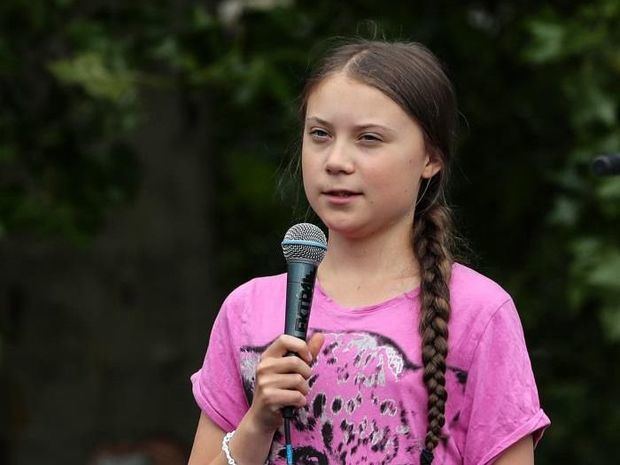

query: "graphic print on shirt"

left=240, top=329, right=468, bottom=465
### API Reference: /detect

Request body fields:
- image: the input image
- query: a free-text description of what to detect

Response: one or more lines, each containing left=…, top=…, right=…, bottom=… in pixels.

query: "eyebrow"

left=305, top=116, right=395, bottom=134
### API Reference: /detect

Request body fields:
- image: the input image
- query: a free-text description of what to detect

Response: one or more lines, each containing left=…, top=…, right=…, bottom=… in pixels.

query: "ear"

left=422, top=153, right=442, bottom=179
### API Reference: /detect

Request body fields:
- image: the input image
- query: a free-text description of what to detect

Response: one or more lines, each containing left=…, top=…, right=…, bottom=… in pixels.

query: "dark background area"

left=1, top=1, right=619, bottom=464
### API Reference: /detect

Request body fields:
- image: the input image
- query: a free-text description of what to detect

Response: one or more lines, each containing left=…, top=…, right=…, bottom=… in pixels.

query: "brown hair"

left=299, top=40, right=458, bottom=465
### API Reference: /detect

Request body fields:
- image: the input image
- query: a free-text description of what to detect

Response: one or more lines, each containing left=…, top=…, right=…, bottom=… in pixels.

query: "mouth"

left=323, top=189, right=362, bottom=197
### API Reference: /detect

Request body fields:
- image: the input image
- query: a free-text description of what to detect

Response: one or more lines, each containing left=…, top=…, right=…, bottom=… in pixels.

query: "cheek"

left=301, top=150, right=317, bottom=199
left=367, top=162, right=419, bottom=203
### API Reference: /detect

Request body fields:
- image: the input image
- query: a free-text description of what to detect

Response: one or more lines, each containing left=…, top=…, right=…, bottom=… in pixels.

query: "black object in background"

left=592, top=154, right=620, bottom=176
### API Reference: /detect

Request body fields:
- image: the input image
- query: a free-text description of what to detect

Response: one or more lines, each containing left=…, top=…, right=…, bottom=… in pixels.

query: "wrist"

left=243, top=407, right=281, bottom=436
left=223, top=429, right=271, bottom=465
left=221, top=431, right=236, bottom=465
left=224, top=413, right=277, bottom=465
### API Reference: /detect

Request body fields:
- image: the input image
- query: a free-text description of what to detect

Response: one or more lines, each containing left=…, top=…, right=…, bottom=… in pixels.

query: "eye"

left=309, top=128, right=330, bottom=141
left=359, top=133, right=382, bottom=143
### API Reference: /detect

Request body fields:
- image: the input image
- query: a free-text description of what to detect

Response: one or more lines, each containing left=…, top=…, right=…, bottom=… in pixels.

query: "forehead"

left=305, top=73, right=413, bottom=129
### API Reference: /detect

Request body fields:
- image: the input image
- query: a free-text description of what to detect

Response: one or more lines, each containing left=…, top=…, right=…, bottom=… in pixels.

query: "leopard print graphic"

left=240, top=330, right=466, bottom=465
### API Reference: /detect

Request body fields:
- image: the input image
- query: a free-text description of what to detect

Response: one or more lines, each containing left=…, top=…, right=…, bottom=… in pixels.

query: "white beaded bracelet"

left=222, top=430, right=237, bottom=465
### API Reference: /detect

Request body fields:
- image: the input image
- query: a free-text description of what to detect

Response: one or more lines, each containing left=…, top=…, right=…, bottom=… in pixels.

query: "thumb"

left=307, top=332, right=325, bottom=362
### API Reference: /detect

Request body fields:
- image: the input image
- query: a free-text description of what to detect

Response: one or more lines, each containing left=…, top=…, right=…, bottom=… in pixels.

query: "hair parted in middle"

left=298, top=39, right=459, bottom=465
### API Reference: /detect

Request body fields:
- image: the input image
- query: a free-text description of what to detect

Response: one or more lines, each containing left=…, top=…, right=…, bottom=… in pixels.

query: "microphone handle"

left=283, top=260, right=318, bottom=419
left=284, top=260, right=317, bottom=338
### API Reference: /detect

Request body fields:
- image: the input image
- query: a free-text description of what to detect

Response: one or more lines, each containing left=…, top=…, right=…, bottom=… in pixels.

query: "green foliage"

left=0, top=1, right=148, bottom=243
left=522, top=2, right=620, bottom=339
left=49, top=52, right=136, bottom=102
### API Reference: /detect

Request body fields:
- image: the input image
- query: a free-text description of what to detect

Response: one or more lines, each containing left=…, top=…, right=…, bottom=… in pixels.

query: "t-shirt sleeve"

left=190, top=287, right=250, bottom=432
left=460, top=298, right=550, bottom=465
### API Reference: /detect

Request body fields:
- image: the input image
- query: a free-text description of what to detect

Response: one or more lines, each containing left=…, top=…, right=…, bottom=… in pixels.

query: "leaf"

left=566, top=75, right=618, bottom=128
left=523, top=18, right=566, bottom=63
left=191, top=4, right=215, bottom=31
left=48, top=52, right=136, bottom=102
left=595, top=176, right=620, bottom=217
left=597, top=177, right=620, bottom=200
left=601, top=304, right=620, bottom=340
left=548, top=196, right=580, bottom=227
left=588, top=250, right=620, bottom=289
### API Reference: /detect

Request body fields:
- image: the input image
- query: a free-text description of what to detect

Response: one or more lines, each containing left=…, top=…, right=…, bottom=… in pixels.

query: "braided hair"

left=299, top=39, right=458, bottom=465
left=414, top=201, right=455, bottom=464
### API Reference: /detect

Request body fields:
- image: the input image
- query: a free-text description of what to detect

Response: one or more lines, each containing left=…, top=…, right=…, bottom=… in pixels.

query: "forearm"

left=492, top=435, right=534, bottom=465
left=208, top=415, right=276, bottom=465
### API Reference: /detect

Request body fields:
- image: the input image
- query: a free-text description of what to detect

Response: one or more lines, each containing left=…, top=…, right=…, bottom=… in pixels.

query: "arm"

left=492, top=435, right=534, bottom=465
left=189, top=333, right=326, bottom=465
left=188, top=412, right=275, bottom=465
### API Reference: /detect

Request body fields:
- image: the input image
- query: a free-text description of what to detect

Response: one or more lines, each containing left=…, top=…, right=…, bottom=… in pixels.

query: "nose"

left=324, top=140, right=354, bottom=175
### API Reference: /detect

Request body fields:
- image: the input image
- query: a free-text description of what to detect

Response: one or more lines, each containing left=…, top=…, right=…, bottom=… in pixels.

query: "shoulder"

left=450, top=262, right=512, bottom=308
left=225, top=272, right=287, bottom=301
left=219, top=273, right=287, bottom=317
left=448, top=263, right=518, bottom=365
left=210, top=273, right=287, bottom=339
left=211, top=274, right=288, bottom=348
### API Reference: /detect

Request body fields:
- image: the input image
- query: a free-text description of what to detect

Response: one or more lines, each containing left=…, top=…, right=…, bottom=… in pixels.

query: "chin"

left=311, top=204, right=371, bottom=239
left=322, top=217, right=369, bottom=239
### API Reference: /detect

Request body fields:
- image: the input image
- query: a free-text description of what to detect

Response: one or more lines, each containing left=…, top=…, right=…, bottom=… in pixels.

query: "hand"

left=246, top=333, right=325, bottom=434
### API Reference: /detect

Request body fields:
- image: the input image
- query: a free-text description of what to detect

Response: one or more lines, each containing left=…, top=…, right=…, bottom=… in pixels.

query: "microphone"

left=280, top=223, right=327, bottom=464
left=281, top=223, right=327, bottom=340
left=592, top=154, right=620, bottom=176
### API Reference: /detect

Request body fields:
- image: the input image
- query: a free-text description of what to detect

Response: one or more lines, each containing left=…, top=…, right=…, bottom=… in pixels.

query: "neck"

left=317, top=223, right=420, bottom=305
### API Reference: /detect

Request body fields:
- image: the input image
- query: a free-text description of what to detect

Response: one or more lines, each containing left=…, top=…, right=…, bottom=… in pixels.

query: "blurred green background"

left=1, top=1, right=619, bottom=464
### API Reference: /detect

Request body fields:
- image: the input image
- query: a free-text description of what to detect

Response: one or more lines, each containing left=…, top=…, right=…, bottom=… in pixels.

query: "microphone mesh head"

left=281, top=223, right=327, bottom=265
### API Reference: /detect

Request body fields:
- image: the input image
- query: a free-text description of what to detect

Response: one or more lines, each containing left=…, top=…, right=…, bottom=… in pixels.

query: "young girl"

left=188, top=40, right=550, bottom=465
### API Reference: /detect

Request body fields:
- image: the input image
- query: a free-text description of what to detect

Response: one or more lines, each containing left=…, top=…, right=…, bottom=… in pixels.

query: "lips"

left=321, top=189, right=362, bottom=205
left=323, top=189, right=361, bottom=197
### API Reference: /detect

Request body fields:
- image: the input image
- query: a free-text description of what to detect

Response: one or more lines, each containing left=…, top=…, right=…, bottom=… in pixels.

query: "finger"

left=261, top=334, right=311, bottom=360
left=276, top=373, right=310, bottom=395
left=307, top=332, right=325, bottom=362
left=259, top=355, right=312, bottom=379
left=260, top=385, right=307, bottom=411
left=256, top=372, right=310, bottom=396
left=270, top=390, right=307, bottom=410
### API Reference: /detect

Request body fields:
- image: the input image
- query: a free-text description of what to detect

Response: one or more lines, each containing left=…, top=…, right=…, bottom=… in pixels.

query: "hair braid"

left=413, top=201, right=455, bottom=465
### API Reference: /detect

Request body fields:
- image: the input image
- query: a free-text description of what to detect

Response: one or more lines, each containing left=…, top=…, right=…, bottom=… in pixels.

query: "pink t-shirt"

left=191, top=263, right=550, bottom=465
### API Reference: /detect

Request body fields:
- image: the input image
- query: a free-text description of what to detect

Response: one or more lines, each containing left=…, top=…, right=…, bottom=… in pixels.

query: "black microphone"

left=592, top=154, right=620, bottom=176
left=281, top=223, right=327, bottom=340
left=280, top=223, right=327, bottom=465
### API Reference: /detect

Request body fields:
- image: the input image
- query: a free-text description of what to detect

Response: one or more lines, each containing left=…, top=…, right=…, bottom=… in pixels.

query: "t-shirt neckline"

left=314, top=278, right=421, bottom=314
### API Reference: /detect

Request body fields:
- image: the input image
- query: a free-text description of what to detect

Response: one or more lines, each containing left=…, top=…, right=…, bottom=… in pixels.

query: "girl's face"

left=302, top=73, right=441, bottom=239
